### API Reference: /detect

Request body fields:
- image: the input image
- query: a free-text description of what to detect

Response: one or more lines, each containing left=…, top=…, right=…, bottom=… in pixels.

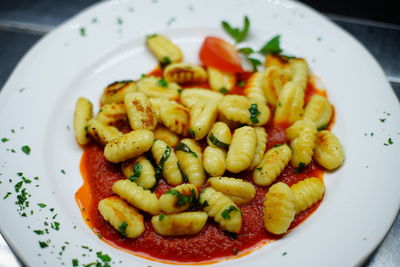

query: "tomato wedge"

left=199, top=36, right=243, bottom=73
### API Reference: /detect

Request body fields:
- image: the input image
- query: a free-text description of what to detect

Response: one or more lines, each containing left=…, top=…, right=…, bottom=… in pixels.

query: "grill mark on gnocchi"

left=124, top=92, right=157, bottom=131
left=208, top=177, right=256, bottom=205
left=87, top=118, right=123, bottom=146
left=100, top=81, right=137, bottom=105
left=200, top=187, right=242, bottom=233
left=104, top=130, right=154, bottom=163
left=151, top=212, right=208, bottom=237
left=164, top=63, right=208, bottom=84
left=96, top=103, right=127, bottom=125
left=112, top=179, right=161, bottom=215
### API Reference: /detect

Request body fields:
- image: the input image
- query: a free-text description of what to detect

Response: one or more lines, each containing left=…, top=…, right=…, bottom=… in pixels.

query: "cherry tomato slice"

left=199, top=36, right=243, bottom=73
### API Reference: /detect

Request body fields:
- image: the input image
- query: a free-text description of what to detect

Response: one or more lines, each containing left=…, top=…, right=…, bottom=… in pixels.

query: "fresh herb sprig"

left=221, top=16, right=250, bottom=44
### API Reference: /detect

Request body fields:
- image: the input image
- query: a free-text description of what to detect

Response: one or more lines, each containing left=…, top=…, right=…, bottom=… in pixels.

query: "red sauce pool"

left=75, top=72, right=328, bottom=264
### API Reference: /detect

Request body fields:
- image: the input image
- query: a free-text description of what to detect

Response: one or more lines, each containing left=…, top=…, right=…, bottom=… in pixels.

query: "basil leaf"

left=248, top=103, right=261, bottom=124
left=155, top=146, right=172, bottom=181
left=165, top=189, right=196, bottom=206
left=129, top=162, right=142, bottom=182
left=208, top=133, right=229, bottom=149
left=177, top=162, right=189, bottom=183
left=221, top=16, right=250, bottom=43
left=317, top=124, right=328, bottom=131
left=221, top=205, right=239, bottom=219
left=259, top=35, right=282, bottom=55
left=246, top=57, right=262, bottom=72
left=295, top=162, right=306, bottom=173
left=157, top=78, right=168, bottom=87
left=238, top=47, right=254, bottom=55
left=176, top=143, right=198, bottom=158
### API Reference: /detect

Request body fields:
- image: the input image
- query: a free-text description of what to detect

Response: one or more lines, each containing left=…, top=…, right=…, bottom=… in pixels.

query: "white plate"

left=1, top=0, right=399, bottom=266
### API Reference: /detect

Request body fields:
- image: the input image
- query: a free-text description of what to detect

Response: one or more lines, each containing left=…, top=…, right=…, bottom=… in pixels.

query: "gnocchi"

left=207, top=67, right=236, bottom=93
left=208, top=177, right=256, bottom=205
left=121, top=156, right=157, bottom=189
left=164, top=62, right=208, bottom=84
left=146, top=34, right=182, bottom=65
left=203, top=146, right=226, bottom=177
left=207, top=122, right=231, bottom=149
left=137, top=76, right=180, bottom=100
left=74, top=97, right=93, bottom=145
left=100, top=80, right=137, bottom=105
left=200, top=187, right=242, bottom=233
left=303, top=95, right=332, bottom=130
left=175, top=139, right=206, bottom=186
left=291, top=177, right=325, bottom=214
left=124, top=92, right=157, bottom=131
left=189, top=100, right=218, bottom=140
left=159, top=183, right=198, bottom=214
left=313, top=130, right=345, bottom=170
left=226, top=126, right=257, bottom=173
left=87, top=118, right=123, bottom=146
left=151, top=212, right=207, bottom=237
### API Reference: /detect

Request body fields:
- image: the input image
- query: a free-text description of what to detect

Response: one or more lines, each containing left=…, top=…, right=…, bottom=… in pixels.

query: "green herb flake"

left=11, top=149, right=16, bottom=153
left=159, top=214, right=165, bottom=221
left=221, top=16, right=250, bottom=43
left=15, top=181, right=23, bottom=192
left=388, top=138, right=393, bottom=145
left=160, top=56, right=171, bottom=68
left=248, top=103, right=261, bottom=124
left=117, top=17, right=123, bottom=25
left=129, top=162, right=142, bottom=182
left=177, top=88, right=183, bottom=95
left=96, top=252, right=111, bottom=263
left=3, top=192, right=11, bottom=199
left=1, top=138, right=9, bottom=143
left=176, top=143, right=198, bottom=157
left=256, top=167, right=262, bottom=171
left=317, top=124, right=328, bottom=131
left=219, top=87, right=229, bottom=94
left=96, top=233, right=103, bottom=239
left=157, top=78, right=168, bottom=87
left=238, top=47, right=254, bottom=55
left=200, top=200, right=209, bottom=208
left=188, top=129, right=196, bottom=138
left=51, top=221, right=60, bottom=231
left=21, top=145, right=31, bottom=155
left=379, top=118, right=386, bottom=123
left=19, top=87, right=26, bottom=93
left=259, top=35, right=282, bottom=55
left=33, top=230, right=44, bottom=235
left=221, top=205, right=239, bottom=219
left=118, top=221, right=128, bottom=237
left=91, top=17, right=98, bottom=24
left=165, top=189, right=195, bottom=206
left=208, top=133, right=229, bottom=149
left=72, top=259, right=79, bottom=267
left=237, top=81, right=246, bottom=87
left=155, top=146, right=172, bottom=181
left=17, top=172, right=23, bottom=176
left=61, top=169, right=66, bottom=175
left=39, top=241, right=48, bottom=248
left=79, top=27, right=86, bottom=37
left=37, top=203, right=47, bottom=208
left=282, top=252, right=287, bottom=256
left=295, top=162, right=306, bottom=173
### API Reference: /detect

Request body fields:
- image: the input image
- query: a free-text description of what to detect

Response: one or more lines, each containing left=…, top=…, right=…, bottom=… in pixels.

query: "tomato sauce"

left=76, top=72, right=328, bottom=264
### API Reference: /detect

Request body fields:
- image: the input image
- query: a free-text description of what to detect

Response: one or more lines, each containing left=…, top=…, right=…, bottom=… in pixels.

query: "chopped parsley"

left=282, top=252, right=287, bottom=256
left=165, top=189, right=196, bottom=206
left=33, top=230, right=44, bottom=235
left=177, top=162, right=189, bottom=183
left=219, top=87, right=229, bottom=94
left=384, top=138, right=394, bottom=146
left=176, top=143, right=198, bottom=157
left=79, top=27, right=86, bottom=37
left=317, top=124, right=328, bottom=131
left=61, top=169, right=66, bottom=175
left=208, top=133, right=229, bottom=149
left=118, top=221, right=128, bottom=237
left=159, top=214, right=165, bottom=221
left=160, top=56, right=171, bottom=68
left=21, top=145, right=31, bottom=155
left=157, top=78, right=168, bottom=87
left=72, top=259, right=79, bottom=267
left=200, top=200, right=209, bottom=208
left=248, top=103, right=261, bottom=124
left=295, top=162, right=306, bottom=173
left=37, top=203, right=47, bottom=208
left=379, top=118, right=386, bottom=123
left=129, top=162, right=142, bottom=182
left=237, top=81, right=246, bottom=87
left=247, top=57, right=262, bottom=71
left=221, top=205, right=239, bottom=219
left=117, top=17, right=123, bottom=25
left=256, top=167, right=262, bottom=171
left=221, top=16, right=250, bottom=43
left=39, top=241, right=49, bottom=248
left=155, top=146, right=171, bottom=181
left=1, top=138, right=9, bottom=143
left=96, top=252, right=111, bottom=263
left=51, top=221, right=60, bottom=231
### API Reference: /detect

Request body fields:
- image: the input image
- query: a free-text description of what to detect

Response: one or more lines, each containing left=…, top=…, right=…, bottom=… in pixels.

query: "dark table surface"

left=0, top=1, right=399, bottom=266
